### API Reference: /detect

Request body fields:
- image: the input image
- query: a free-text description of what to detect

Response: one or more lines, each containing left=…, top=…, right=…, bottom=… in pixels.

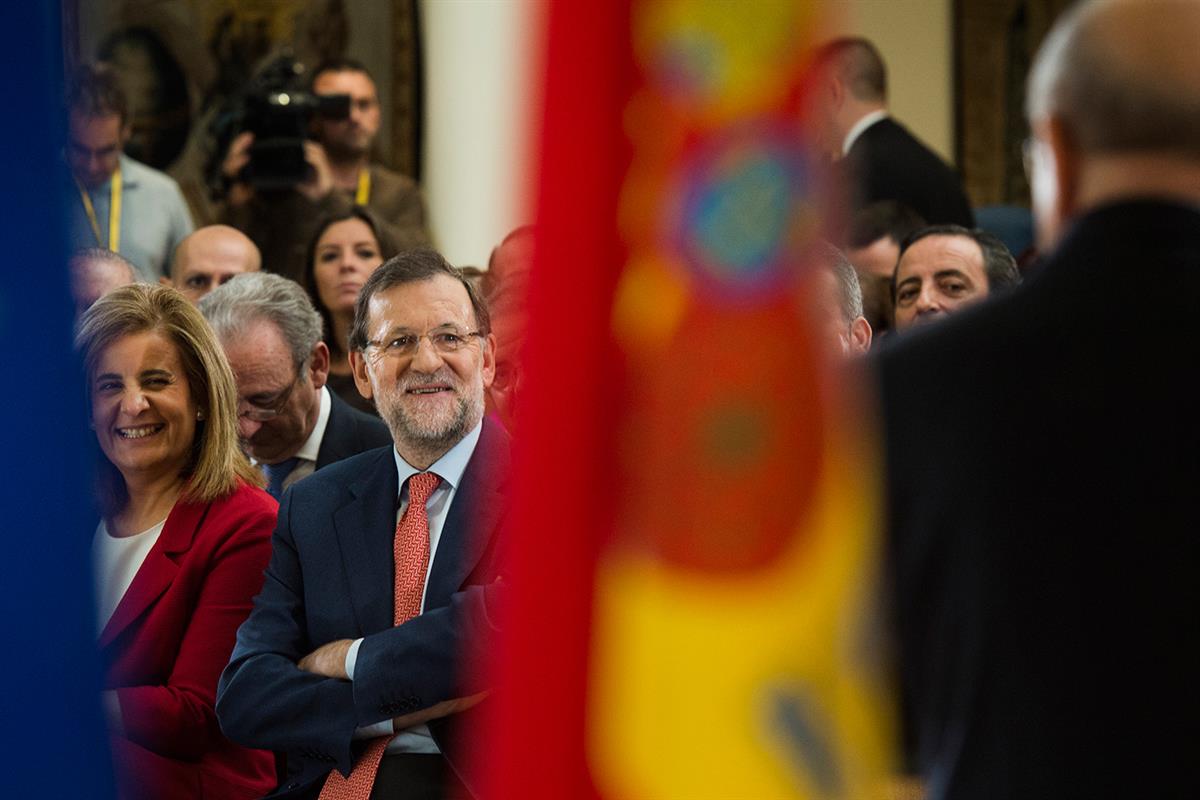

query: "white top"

left=344, top=421, right=485, bottom=753
left=842, top=109, right=889, bottom=157
left=93, top=517, right=167, bottom=635
left=294, top=385, right=333, bottom=463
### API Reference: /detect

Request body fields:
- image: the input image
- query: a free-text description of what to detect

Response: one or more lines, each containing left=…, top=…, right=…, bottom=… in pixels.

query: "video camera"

left=238, top=56, right=351, bottom=190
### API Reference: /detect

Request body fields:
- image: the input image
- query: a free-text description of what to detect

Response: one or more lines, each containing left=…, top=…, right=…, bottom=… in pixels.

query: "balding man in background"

left=68, top=247, right=135, bottom=321
left=807, top=38, right=974, bottom=232
left=877, top=1, right=1200, bottom=796
left=162, top=225, right=261, bottom=304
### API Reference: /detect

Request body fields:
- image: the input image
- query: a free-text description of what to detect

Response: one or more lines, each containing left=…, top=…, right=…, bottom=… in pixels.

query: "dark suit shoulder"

left=300, top=444, right=394, bottom=490
left=470, top=417, right=514, bottom=485
left=876, top=293, right=1017, bottom=398
left=850, top=117, right=974, bottom=227
left=856, top=118, right=947, bottom=169
left=316, top=391, right=393, bottom=469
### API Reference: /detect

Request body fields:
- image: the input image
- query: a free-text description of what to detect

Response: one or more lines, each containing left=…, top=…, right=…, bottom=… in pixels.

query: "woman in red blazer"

left=78, top=284, right=277, bottom=799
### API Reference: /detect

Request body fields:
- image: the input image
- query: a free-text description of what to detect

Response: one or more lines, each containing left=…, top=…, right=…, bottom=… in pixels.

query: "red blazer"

left=101, top=481, right=278, bottom=800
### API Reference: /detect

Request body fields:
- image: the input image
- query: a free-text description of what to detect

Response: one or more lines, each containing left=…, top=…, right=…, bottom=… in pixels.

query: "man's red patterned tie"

left=319, top=472, right=441, bottom=800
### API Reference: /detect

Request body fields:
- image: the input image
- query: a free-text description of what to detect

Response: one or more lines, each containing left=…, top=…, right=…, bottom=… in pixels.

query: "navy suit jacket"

left=217, top=420, right=511, bottom=798
left=876, top=201, right=1200, bottom=798
left=842, top=117, right=974, bottom=229
left=315, top=389, right=392, bottom=470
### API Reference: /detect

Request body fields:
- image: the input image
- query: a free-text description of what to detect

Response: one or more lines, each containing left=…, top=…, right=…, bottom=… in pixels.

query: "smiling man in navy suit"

left=218, top=250, right=509, bottom=800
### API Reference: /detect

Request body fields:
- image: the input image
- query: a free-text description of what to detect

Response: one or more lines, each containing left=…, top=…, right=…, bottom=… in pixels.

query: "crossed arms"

left=215, top=486, right=504, bottom=777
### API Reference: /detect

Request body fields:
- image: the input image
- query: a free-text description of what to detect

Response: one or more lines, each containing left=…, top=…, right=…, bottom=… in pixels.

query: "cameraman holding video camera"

left=218, top=58, right=428, bottom=284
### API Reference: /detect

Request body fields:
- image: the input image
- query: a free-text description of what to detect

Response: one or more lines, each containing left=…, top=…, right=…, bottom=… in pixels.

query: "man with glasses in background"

left=199, top=272, right=389, bottom=499
left=218, top=250, right=511, bottom=800
left=66, top=62, right=193, bottom=282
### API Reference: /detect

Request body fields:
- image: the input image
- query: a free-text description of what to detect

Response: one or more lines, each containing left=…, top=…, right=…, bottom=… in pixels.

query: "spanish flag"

left=480, top=3, right=895, bottom=797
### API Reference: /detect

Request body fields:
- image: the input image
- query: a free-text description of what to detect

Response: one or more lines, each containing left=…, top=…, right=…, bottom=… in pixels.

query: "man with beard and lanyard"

left=219, top=250, right=509, bottom=800
left=219, top=59, right=429, bottom=285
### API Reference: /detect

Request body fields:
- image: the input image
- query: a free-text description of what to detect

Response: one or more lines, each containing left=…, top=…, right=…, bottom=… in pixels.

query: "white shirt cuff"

left=345, top=638, right=395, bottom=740
left=345, top=637, right=364, bottom=680
left=352, top=718, right=396, bottom=740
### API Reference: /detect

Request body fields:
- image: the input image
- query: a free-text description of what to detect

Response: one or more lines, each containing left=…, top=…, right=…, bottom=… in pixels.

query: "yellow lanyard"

left=75, top=165, right=122, bottom=251
left=355, top=168, right=371, bottom=205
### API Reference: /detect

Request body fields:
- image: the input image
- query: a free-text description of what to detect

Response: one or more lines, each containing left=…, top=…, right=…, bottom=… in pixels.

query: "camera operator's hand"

left=297, top=141, right=335, bottom=202
left=222, top=132, right=256, bottom=206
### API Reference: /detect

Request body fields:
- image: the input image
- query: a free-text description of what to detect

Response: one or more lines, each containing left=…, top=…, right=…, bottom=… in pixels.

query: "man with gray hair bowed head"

left=876, top=1, right=1200, bottom=797
left=809, top=242, right=873, bottom=357
left=199, top=272, right=390, bottom=499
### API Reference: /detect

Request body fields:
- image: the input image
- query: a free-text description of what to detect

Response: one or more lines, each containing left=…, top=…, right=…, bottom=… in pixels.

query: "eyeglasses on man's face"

left=237, top=369, right=303, bottom=422
left=365, top=328, right=484, bottom=360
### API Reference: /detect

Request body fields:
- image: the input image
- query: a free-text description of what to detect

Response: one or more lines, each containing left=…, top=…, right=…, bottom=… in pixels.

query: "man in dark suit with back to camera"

left=807, top=38, right=975, bottom=231
left=877, top=1, right=1200, bottom=797
left=218, top=251, right=508, bottom=800
left=200, top=272, right=392, bottom=500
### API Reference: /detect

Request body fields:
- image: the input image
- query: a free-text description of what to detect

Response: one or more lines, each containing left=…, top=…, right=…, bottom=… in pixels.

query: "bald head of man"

left=1025, top=0, right=1200, bottom=249
left=69, top=248, right=135, bottom=320
left=162, top=224, right=261, bottom=303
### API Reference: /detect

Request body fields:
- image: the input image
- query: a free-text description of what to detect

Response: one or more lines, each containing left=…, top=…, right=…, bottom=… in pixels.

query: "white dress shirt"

left=295, top=385, right=332, bottom=462
left=278, top=385, right=332, bottom=492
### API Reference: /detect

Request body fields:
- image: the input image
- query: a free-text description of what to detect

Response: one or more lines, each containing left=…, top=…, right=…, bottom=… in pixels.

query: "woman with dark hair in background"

left=77, top=284, right=276, bottom=799
left=304, top=206, right=394, bottom=414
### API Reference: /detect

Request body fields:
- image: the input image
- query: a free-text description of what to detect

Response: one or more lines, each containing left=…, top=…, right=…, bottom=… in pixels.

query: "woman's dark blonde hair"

left=76, top=283, right=263, bottom=516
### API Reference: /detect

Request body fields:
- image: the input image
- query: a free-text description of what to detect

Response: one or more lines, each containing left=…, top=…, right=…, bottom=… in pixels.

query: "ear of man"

left=348, top=349, right=374, bottom=401
left=480, top=332, right=498, bottom=390
left=850, top=316, right=873, bottom=354
left=1030, top=115, right=1081, bottom=250
left=308, top=341, right=331, bottom=391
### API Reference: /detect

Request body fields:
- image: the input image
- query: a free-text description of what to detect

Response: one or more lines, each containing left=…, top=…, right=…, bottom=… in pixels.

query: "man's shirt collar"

left=393, top=420, right=484, bottom=498
left=295, top=385, right=332, bottom=463
left=842, top=110, right=889, bottom=157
